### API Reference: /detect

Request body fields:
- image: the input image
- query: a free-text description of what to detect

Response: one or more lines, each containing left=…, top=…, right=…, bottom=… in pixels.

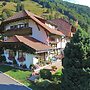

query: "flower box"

left=8, top=56, right=15, bottom=61
left=17, top=57, right=25, bottom=62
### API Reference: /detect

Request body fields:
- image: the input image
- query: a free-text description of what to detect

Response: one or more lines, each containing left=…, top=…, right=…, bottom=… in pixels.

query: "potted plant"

left=8, top=56, right=14, bottom=61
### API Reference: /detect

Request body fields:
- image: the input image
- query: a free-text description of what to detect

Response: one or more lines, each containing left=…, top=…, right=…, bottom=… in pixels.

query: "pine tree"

left=61, top=29, right=90, bottom=90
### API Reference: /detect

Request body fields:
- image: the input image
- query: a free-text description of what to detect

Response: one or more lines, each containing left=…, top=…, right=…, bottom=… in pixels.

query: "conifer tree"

left=61, top=29, right=90, bottom=90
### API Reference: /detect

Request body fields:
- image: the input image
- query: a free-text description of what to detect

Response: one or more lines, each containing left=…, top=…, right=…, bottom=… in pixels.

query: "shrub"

left=0, top=55, right=6, bottom=63
left=2, top=2, right=7, bottom=6
left=29, top=64, right=36, bottom=70
left=35, top=78, right=52, bottom=89
left=51, top=66, right=57, bottom=71
left=40, top=69, right=52, bottom=80
left=35, top=78, right=61, bottom=90
left=13, top=59, right=17, bottom=65
left=22, top=64, right=27, bottom=69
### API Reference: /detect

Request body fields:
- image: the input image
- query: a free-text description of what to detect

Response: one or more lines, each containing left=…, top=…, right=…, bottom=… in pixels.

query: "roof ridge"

left=24, top=10, right=44, bottom=19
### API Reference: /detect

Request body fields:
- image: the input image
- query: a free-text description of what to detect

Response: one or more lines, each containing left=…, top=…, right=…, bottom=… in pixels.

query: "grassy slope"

left=0, top=65, right=31, bottom=86
left=0, top=0, right=46, bottom=17
left=0, top=0, right=64, bottom=20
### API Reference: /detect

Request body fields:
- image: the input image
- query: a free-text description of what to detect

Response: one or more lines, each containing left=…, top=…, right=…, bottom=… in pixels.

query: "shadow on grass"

left=0, top=65, right=16, bottom=73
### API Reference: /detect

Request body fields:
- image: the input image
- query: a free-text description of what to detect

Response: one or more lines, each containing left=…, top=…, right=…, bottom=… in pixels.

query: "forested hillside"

left=33, top=0, right=90, bottom=32
left=0, top=0, right=90, bottom=33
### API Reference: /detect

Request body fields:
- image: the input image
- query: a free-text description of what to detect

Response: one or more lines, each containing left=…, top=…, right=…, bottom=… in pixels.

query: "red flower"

left=8, top=56, right=14, bottom=61
left=17, top=57, right=25, bottom=62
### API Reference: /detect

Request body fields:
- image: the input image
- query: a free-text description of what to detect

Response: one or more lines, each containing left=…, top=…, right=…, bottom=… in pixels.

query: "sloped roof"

left=5, top=35, right=53, bottom=51
left=48, top=18, right=72, bottom=37
left=3, top=10, right=44, bottom=22
left=2, top=10, right=64, bottom=36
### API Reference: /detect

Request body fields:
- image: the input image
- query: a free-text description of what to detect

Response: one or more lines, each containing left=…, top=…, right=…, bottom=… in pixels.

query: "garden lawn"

left=0, top=65, right=62, bottom=90
left=54, top=69, right=62, bottom=76
left=0, top=65, right=37, bottom=90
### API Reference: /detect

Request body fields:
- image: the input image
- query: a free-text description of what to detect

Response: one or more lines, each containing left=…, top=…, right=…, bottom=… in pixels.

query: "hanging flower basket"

left=17, top=57, right=25, bottom=62
left=8, top=56, right=15, bottom=61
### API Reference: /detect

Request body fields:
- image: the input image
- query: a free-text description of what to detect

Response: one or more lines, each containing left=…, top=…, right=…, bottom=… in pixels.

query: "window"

left=10, top=23, right=29, bottom=30
left=14, top=25, right=18, bottom=29
left=24, top=23, right=29, bottom=28
left=10, top=25, right=18, bottom=29
left=19, top=24, right=24, bottom=28
left=18, top=50, right=25, bottom=58
left=9, top=50, right=14, bottom=57
left=17, top=50, right=25, bottom=62
left=10, top=26, right=14, bottom=29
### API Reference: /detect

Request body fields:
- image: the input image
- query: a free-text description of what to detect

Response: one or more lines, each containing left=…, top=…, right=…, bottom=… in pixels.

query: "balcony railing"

left=3, top=27, right=32, bottom=36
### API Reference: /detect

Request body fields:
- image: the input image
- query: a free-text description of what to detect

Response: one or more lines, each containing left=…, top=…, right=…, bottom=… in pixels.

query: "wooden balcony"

left=3, top=27, right=32, bottom=36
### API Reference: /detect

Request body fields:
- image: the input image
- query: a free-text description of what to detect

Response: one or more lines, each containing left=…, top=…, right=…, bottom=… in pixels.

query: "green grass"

left=0, top=65, right=31, bottom=86
left=55, top=69, right=62, bottom=76
left=0, top=0, right=46, bottom=16
left=0, top=65, right=37, bottom=89
left=0, top=0, right=63, bottom=21
left=0, top=65, right=62, bottom=90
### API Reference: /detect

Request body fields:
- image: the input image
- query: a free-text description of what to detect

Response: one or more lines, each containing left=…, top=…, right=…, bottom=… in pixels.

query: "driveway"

left=0, top=72, right=32, bottom=90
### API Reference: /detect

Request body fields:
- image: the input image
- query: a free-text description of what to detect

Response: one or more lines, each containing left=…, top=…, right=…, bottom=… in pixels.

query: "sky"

left=63, top=0, right=90, bottom=7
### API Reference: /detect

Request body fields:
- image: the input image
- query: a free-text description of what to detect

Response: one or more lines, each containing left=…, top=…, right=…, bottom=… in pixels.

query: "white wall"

left=25, top=53, right=34, bottom=68
left=4, top=50, right=38, bottom=68
left=4, top=50, right=13, bottom=63
left=29, top=19, right=48, bottom=44
left=57, top=38, right=67, bottom=48
left=33, top=57, right=38, bottom=65
left=5, top=19, right=48, bottom=44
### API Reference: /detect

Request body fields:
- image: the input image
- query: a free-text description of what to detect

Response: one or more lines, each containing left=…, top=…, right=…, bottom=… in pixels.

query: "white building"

left=0, top=10, right=64, bottom=68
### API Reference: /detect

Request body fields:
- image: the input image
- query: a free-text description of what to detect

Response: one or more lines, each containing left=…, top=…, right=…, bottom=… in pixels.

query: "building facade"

left=0, top=10, right=64, bottom=68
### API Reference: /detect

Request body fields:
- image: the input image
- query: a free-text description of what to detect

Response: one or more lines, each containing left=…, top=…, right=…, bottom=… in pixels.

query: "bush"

left=40, top=69, right=52, bottom=80
left=22, top=64, right=27, bottom=69
left=0, top=55, right=6, bottom=63
left=51, top=66, right=57, bottom=71
left=35, top=78, right=52, bottom=89
left=13, top=59, right=17, bottom=65
left=35, top=78, right=61, bottom=90
left=2, top=2, right=7, bottom=6
left=29, top=64, right=36, bottom=70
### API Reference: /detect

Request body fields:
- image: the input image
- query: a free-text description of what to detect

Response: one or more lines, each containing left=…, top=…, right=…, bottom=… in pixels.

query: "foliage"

left=13, top=59, right=17, bottom=65
left=29, top=64, right=36, bottom=70
left=51, top=66, right=57, bottom=70
left=2, top=9, right=13, bottom=20
left=0, top=65, right=62, bottom=90
left=61, top=29, right=90, bottom=90
left=2, top=1, right=7, bottom=6
left=35, top=78, right=52, bottom=89
left=22, top=64, right=27, bottom=68
left=40, top=69, right=52, bottom=80
left=16, top=0, right=24, bottom=12
left=0, top=55, right=6, bottom=63
left=0, top=0, right=90, bottom=32
left=33, top=0, right=90, bottom=32
left=35, top=78, right=61, bottom=90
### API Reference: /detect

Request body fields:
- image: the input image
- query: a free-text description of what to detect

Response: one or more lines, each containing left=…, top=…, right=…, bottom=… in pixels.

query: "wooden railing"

left=3, top=27, right=32, bottom=36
